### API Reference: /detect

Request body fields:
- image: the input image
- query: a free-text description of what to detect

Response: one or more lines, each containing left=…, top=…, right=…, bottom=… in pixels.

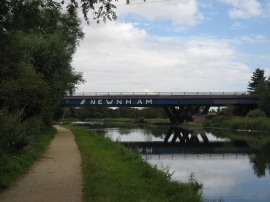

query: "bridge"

left=62, top=92, right=258, bottom=124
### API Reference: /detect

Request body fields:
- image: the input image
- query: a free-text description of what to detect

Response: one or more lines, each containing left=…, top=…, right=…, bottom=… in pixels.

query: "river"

left=87, top=123, right=270, bottom=202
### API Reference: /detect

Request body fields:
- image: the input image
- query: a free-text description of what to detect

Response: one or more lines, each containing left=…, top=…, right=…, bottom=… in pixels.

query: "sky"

left=72, top=0, right=270, bottom=93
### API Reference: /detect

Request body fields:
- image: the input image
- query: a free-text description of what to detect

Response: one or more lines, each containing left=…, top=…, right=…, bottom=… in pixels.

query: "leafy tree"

left=247, top=68, right=266, bottom=94
left=61, top=0, right=146, bottom=23
left=0, top=0, right=86, bottom=154
left=0, top=1, right=84, bottom=126
left=256, top=77, right=270, bottom=116
left=0, top=0, right=147, bottom=153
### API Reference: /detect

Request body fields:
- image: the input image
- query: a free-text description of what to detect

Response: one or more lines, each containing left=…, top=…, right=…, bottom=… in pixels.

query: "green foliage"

left=0, top=0, right=84, bottom=154
left=247, top=109, right=266, bottom=118
left=216, top=105, right=252, bottom=117
left=188, top=172, right=203, bottom=194
left=62, top=0, right=118, bottom=23
left=247, top=68, right=265, bottom=94
left=0, top=128, right=55, bottom=190
left=203, top=115, right=270, bottom=132
left=0, top=109, right=31, bottom=153
left=67, top=107, right=167, bottom=120
left=257, top=77, right=270, bottom=116
left=68, top=126, right=203, bottom=202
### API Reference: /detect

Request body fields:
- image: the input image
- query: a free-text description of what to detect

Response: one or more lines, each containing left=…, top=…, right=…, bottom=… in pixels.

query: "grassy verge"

left=0, top=128, right=56, bottom=190
left=146, top=118, right=171, bottom=125
left=67, top=126, right=203, bottom=202
left=203, top=116, right=270, bottom=132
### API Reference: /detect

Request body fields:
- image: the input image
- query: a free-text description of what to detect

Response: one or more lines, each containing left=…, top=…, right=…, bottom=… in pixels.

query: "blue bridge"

left=62, top=92, right=258, bottom=124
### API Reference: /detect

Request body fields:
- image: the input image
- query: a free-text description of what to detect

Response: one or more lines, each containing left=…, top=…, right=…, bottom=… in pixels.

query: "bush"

left=136, top=117, right=146, bottom=123
left=0, top=109, right=31, bottom=153
left=247, top=109, right=266, bottom=118
left=205, top=114, right=215, bottom=120
left=0, top=108, right=44, bottom=154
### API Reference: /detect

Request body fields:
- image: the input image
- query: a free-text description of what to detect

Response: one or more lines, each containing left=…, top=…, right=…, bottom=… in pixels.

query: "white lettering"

left=146, top=99, right=152, bottom=104
left=116, top=99, right=122, bottom=104
left=90, top=100, right=96, bottom=104
left=137, top=99, right=143, bottom=104
left=106, top=99, right=113, bottom=104
left=126, top=99, right=132, bottom=104
left=146, top=147, right=153, bottom=154
left=98, top=99, right=102, bottom=105
left=80, top=100, right=86, bottom=105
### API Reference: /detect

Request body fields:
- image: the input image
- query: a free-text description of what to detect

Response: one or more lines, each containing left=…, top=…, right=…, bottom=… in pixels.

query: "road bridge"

left=62, top=92, right=258, bottom=124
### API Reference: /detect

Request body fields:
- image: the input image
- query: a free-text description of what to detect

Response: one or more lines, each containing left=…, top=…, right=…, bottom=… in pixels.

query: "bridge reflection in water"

left=122, top=127, right=256, bottom=156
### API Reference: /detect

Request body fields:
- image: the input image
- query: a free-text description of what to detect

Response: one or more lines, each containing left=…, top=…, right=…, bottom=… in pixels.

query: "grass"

left=0, top=128, right=56, bottom=190
left=67, top=125, right=204, bottom=202
left=146, top=118, right=171, bottom=125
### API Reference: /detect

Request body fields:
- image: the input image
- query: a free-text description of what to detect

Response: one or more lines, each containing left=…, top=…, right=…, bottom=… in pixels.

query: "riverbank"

left=67, top=125, right=203, bottom=202
left=59, top=117, right=171, bottom=125
left=203, top=116, right=270, bottom=132
left=0, top=128, right=56, bottom=190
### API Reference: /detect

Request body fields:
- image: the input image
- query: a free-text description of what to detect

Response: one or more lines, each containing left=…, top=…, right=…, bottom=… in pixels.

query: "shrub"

left=0, top=108, right=42, bottom=153
left=247, top=109, right=266, bottom=118
left=205, top=114, right=215, bottom=120
left=136, top=117, right=146, bottom=123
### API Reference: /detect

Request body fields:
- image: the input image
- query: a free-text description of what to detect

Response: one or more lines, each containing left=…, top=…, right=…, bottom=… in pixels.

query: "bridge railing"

left=67, top=91, right=250, bottom=96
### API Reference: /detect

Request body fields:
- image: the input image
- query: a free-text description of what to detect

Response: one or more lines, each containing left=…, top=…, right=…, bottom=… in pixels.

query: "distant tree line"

left=63, top=107, right=167, bottom=120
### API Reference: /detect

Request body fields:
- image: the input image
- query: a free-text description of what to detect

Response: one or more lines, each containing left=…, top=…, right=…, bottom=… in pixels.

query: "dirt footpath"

left=0, top=125, right=83, bottom=202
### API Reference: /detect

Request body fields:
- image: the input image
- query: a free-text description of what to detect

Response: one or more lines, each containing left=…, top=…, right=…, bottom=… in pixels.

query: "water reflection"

left=123, top=127, right=256, bottom=156
left=164, top=127, right=209, bottom=143
left=250, top=143, right=270, bottom=177
left=87, top=123, right=270, bottom=202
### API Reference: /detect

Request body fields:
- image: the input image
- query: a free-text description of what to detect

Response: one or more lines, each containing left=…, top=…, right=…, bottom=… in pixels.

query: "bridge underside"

left=163, top=105, right=210, bottom=124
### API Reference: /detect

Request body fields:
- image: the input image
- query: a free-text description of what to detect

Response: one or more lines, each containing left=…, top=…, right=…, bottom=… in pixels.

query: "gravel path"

left=0, top=125, right=83, bottom=202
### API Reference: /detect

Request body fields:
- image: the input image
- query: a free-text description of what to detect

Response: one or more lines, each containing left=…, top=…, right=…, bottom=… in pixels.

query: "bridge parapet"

left=69, top=91, right=250, bottom=97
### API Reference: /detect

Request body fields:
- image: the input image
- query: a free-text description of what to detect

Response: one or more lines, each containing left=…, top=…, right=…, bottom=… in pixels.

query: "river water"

left=87, top=123, right=270, bottom=202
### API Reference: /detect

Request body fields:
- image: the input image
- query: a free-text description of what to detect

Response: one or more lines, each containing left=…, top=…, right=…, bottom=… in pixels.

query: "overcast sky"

left=72, top=0, right=270, bottom=93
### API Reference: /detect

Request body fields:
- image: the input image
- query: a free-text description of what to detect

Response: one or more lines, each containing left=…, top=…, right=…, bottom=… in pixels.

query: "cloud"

left=72, top=22, right=252, bottom=92
left=220, top=0, right=263, bottom=19
left=116, top=0, right=204, bottom=25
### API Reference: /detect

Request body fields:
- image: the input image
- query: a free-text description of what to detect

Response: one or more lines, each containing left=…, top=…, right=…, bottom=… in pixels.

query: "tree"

left=247, top=68, right=266, bottom=94
left=0, top=0, right=147, bottom=153
left=0, top=1, right=84, bottom=127
left=61, top=0, right=145, bottom=24
left=257, top=77, right=270, bottom=116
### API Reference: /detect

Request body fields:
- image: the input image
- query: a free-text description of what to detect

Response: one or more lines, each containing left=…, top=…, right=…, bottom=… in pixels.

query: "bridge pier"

left=164, top=127, right=210, bottom=144
left=163, top=105, right=210, bottom=124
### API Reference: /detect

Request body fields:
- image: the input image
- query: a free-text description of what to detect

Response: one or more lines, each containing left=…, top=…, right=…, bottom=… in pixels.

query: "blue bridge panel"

left=62, top=93, right=258, bottom=107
